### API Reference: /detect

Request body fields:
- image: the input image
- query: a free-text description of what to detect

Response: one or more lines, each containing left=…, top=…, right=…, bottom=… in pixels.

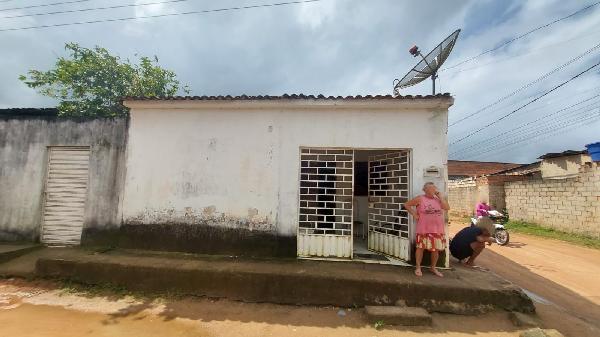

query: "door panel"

left=368, top=152, right=411, bottom=260
left=41, top=147, right=90, bottom=246
left=297, top=148, right=353, bottom=258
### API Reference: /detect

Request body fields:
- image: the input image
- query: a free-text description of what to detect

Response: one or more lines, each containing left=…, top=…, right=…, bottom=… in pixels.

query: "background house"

left=448, top=147, right=600, bottom=238
left=448, top=160, right=522, bottom=180
left=538, top=150, right=592, bottom=179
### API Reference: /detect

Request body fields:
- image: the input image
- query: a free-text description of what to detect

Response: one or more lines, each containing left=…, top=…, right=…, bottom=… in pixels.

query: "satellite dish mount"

left=393, top=29, right=461, bottom=96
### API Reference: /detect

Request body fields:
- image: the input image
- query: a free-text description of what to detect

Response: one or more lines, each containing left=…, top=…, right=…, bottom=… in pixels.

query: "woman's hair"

left=422, top=182, right=436, bottom=191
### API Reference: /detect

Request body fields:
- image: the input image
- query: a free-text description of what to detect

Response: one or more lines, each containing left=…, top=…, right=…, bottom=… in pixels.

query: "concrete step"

left=0, top=244, right=41, bottom=264
left=365, top=305, right=432, bottom=326
left=33, top=248, right=535, bottom=313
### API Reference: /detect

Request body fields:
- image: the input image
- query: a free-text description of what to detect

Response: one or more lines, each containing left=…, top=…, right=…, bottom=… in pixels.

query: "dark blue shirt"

left=450, top=226, right=483, bottom=259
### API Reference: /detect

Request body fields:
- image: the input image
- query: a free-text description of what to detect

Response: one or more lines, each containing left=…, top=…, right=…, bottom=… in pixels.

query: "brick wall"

left=505, top=163, right=600, bottom=238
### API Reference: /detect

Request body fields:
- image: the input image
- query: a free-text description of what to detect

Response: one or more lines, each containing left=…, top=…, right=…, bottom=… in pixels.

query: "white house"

left=121, top=94, right=453, bottom=265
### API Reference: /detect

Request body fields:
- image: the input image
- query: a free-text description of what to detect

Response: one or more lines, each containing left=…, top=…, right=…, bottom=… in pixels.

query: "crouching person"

left=450, top=219, right=495, bottom=267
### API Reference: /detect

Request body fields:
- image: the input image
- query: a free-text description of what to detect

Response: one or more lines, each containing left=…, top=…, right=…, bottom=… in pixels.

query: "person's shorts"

left=450, top=242, right=473, bottom=260
left=415, top=233, right=446, bottom=252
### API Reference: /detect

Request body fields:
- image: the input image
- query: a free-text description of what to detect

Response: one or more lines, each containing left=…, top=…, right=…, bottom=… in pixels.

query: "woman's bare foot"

left=430, top=268, right=444, bottom=277
left=415, top=267, right=423, bottom=277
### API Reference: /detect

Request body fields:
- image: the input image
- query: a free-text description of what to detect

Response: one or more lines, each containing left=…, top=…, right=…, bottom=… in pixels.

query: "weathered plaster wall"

left=448, top=179, right=478, bottom=216
left=540, top=154, right=592, bottom=179
left=0, top=115, right=127, bottom=242
left=448, top=175, right=525, bottom=216
left=122, top=99, right=450, bottom=256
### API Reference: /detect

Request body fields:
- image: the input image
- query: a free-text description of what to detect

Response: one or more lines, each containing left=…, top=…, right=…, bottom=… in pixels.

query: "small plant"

left=374, top=320, right=385, bottom=330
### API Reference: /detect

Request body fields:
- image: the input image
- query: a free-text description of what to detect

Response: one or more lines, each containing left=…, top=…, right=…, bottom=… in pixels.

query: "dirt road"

left=449, top=220, right=600, bottom=337
left=0, top=278, right=528, bottom=337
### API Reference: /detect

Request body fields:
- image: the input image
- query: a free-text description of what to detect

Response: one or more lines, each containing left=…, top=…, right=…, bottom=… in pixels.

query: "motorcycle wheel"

left=495, top=229, right=510, bottom=246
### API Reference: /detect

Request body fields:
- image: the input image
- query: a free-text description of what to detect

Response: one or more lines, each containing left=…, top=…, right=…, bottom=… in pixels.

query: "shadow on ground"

left=474, top=248, right=600, bottom=337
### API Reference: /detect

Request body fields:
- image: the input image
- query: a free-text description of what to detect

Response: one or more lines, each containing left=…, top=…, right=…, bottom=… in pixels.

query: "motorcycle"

left=470, top=210, right=510, bottom=246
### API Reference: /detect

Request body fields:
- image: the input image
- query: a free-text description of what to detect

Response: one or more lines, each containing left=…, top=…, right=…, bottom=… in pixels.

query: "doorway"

left=41, top=146, right=90, bottom=245
left=297, top=147, right=412, bottom=264
left=353, top=150, right=411, bottom=264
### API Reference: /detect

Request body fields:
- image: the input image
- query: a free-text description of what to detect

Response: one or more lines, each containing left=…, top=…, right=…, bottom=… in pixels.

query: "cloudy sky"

left=1, top=0, right=599, bottom=163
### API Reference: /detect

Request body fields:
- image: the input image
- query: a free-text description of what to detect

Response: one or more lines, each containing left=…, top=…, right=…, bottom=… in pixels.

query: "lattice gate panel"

left=367, top=151, right=411, bottom=260
left=297, top=148, right=353, bottom=258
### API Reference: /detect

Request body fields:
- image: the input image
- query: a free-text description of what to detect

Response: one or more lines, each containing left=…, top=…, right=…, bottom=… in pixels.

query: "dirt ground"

left=449, top=217, right=600, bottom=337
left=0, top=278, right=526, bottom=337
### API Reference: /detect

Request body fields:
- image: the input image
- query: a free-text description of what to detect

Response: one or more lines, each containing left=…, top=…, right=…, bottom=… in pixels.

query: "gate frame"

left=296, top=147, right=413, bottom=261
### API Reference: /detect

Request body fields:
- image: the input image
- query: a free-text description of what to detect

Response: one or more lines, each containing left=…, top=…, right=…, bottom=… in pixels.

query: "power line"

left=450, top=59, right=600, bottom=146
left=449, top=89, right=600, bottom=156
left=464, top=111, right=600, bottom=161
left=441, top=1, right=600, bottom=72
left=458, top=109, right=600, bottom=160
left=448, top=41, right=600, bottom=127
left=452, top=101, right=600, bottom=159
left=1, top=0, right=192, bottom=19
left=0, top=0, right=321, bottom=32
left=0, top=0, right=93, bottom=12
left=447, top=28, right=600, bottom=76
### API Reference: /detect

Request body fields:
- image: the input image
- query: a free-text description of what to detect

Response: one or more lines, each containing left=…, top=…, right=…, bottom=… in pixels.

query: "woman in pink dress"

left=404, top=182, right=450, bottom=277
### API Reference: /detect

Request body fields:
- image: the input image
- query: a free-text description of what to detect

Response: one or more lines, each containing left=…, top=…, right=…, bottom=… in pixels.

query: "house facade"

left=1, top=94, right=453, bottom=265
left=120, top=94, right=453, bottom=262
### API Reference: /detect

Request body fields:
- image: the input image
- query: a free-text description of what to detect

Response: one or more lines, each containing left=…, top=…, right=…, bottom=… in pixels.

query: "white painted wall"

left=122, top=99, right=451, bottom=237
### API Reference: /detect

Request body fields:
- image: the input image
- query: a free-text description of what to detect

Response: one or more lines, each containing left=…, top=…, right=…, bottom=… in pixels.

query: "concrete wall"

left=505, top=163, right=600, bottom=238
left=448, top=179, right=478, bottom=216
left=122, top=98, right=451, bottom=256
left=448, top=175, right=524, bottom=216
left=0, top=115, right=127, bottom=242
left=540, top=154, right=591, bottom=179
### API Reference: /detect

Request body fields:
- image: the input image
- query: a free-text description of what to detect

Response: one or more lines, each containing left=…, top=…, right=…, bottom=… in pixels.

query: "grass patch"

left=505, top=221, right=600, bottom=250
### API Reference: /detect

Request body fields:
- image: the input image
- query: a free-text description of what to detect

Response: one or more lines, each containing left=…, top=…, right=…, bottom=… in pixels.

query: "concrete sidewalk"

left=0, top=243, right=41, bottom=264
left=0, top=245, right=534, bottom=313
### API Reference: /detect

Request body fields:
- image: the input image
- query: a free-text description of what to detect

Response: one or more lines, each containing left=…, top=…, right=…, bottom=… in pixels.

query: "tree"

left=19, top=43, right=189, bottom=117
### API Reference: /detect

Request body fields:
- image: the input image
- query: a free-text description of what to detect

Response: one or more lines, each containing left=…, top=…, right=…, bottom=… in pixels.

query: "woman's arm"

left=435, top=192, right=450, bottom=210
left=403, top=196, right=421, bottom=221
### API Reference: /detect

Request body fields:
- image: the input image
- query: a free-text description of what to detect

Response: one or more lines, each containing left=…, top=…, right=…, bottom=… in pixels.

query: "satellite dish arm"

left=417, top=51, right=436, bottom=74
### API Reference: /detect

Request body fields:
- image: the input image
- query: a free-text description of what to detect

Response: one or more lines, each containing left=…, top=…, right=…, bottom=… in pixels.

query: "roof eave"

left=123, top=96, right=454, bottom=111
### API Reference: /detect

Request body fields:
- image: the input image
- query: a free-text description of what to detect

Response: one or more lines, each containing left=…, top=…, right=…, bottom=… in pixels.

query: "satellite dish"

left=393, top=29, right=461, bottom=96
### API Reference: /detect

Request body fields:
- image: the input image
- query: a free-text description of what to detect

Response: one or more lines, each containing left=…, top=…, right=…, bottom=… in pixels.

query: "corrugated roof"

left=123, top=93, right=452, bottom=101
left=447, top=160, right=523, bottom=177
left=538, top=150, right=587, bottom=159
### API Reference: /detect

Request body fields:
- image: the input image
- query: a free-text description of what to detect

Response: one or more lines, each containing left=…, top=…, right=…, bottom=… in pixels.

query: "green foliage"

left=19, top=43, right=189, bottom=117
left=505, top=221, right=600, bottom=249
left=373, top=320, right=385, bottom=330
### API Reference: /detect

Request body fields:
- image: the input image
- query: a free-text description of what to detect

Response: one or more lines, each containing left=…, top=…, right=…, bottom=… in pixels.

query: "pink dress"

left=415, top=195, right=446, bottom=251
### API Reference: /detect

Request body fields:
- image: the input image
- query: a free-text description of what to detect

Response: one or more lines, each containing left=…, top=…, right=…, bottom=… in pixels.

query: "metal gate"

left=297, top=148, right=354, bottom=258
left=367, top=152, right=411, bottom=261
left=41, top=147, right=90, bottom=245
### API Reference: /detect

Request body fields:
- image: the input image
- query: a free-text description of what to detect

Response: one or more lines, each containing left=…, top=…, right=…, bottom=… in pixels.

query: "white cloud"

left=0, top=0, right=599, bottom=162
